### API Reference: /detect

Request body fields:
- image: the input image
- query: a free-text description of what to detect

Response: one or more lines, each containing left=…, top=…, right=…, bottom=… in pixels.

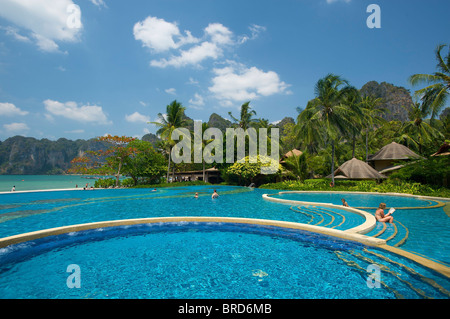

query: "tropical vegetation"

left=4, top=43, right=449, bottom=197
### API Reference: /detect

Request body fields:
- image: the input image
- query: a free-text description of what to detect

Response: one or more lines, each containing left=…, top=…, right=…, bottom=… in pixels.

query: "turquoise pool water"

left=0, top=186, right=449, bottom=299
left=271, top=191, right=450, bottom=265
left=1, top=222, right=449, bottom=299
left=0, top=186, right=365, bottom=239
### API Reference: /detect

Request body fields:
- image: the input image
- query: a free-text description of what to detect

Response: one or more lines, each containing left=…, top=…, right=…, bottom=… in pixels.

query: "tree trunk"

left=203, top=160, right=206, bottom=182
left=352, top=132, right=356, bottom=158
left=116, top=159, right=123, bottom=187
left=365, top=129, right=369, bottom=162
left=166, top=148, right=171, bottom=183
left=331, top=141, right=335, bottom=186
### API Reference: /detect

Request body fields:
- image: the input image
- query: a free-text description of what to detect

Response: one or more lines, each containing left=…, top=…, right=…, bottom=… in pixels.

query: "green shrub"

left=259, top=178, right=450, bottom=198
left=94, top=178, right=118, bottom=188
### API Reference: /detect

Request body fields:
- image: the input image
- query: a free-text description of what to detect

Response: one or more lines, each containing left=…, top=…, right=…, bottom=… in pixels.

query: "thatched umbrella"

left=327, top=158, right=387, bottom=180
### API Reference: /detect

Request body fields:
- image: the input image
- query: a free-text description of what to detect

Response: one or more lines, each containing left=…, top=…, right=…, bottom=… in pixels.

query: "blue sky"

left=0, top=0, right=449, bottom=141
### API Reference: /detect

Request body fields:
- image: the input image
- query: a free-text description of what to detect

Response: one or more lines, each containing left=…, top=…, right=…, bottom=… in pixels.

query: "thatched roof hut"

left=280, top=149, right=303, bottom=163
left=283, top=149, right=303, bottom=158
left=328, top=158, right=387, bottom=180
left=369, top=142, right=423, bottom=172
left=431, top=142, right=450, bottom=157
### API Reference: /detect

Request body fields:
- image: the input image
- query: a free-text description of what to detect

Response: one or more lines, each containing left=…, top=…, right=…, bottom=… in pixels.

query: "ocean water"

left=0, top=175, right=101, bottom=192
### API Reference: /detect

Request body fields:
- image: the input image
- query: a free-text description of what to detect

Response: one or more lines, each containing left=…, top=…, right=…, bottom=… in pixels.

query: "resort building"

left=368, top=142, right=424, bottom=176
left=172, top=167, right=222, bottom=184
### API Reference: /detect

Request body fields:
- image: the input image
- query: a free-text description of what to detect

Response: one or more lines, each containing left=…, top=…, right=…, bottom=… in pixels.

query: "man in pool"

left=212, top=189, right=219, bottom=199
left=341, top=198, right=349, bottom=207
left=375, top=203, right=394, bottom=223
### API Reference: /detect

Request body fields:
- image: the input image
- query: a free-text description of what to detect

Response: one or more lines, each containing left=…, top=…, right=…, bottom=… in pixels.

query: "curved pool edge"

left=0, top=216, right=449, bottom=279
left=0, top=216, right=385, bottom=248
left=262, top=190, right=450, bottom=202
left=262, top=193, right=377, bottom=235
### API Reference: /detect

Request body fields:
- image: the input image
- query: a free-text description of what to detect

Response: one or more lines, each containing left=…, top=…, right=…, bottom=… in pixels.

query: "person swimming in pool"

left=194, top=192, right=199, bottom=198
left=341, top=198, right=349, bottom=207
left=375, top=203, right=394, bottom=223
left=212, top=189, right=219, bottom=199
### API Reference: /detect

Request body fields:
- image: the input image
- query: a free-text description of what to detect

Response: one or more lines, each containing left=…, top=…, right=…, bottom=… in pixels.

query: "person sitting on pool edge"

left=375, top=203, right=394, bottom=223
left=212, top=189, right=219, bottom=199
left=341, top=198, right=349, bottom=207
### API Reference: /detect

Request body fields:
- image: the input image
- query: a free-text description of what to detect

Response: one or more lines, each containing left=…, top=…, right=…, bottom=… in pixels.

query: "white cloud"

left=135, top=16, right=240, bottom=68
left=1, top=26, right=31, bottom=43
left=44, top=99, right=111, bottom=125
left=133, top=16, right=198, bottom=53
left=165, top=88, right=177, bottom=95
left=125, top=111, right=150, bottom=123
left=188, top=93, right=205, bottom=110
left=187, top=77, right=199, bottom=85
left=0, top=102, right=29, bottom=116
left=0, top=0, right=82, bottom=53
left=3, top=122, right=29, bottom=134
left=239, top=24, right=266, bottom=44
left=151, top=41, right=221, bottom=68
left=209, top=63, right=290, bottom=105
left=89, top=0, right=107, bottom=8
left=204, top=23, right=233, bottom=45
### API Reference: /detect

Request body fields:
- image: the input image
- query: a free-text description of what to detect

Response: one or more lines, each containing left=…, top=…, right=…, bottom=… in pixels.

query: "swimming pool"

left=0, top=186, right=449, bottom=299
left=1, top=221, right=449, bottom=299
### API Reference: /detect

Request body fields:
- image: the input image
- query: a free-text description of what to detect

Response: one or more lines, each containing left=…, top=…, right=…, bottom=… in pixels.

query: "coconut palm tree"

left=360, top=94, right=386, bottom=161
left=228, top=101, right=257, bottom=129
left=398, top=100, right=444, bottom=154
left=150, top=100, right=187, bottom=182
left=296, top=74, right=355, bottom=185
left=409, top=44, right=450, bottom=125
left=192, top=121, right=215, bottom=182
left=342, top=86, right=363, bottom=158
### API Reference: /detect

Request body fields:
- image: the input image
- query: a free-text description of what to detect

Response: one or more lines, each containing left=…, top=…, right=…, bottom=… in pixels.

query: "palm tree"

left=342, top=86, right=363, bottom=158
left=282, top=152, right=307, bottom=181
left=150, top=100, right=187, bottom=182
left=228, top=101, right=257, bottom=129
left=193, top=121, right=215, bottom=182
left=360, top=94, right=386, bottom=161
left=398, top=100, right=444, bottom=154
left=296, top=74, right=355, bottom=185
left=409, top=44, right=450, bottom=125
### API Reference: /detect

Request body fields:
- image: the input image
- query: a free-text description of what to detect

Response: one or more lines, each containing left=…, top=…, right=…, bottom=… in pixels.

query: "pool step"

left=367, top=219, right=410, bottom=248
left=289, top=205, right=348, bottom=230
left=335, top=249, right=450, bottom=299
left=289, top=205, right=411, bottom=247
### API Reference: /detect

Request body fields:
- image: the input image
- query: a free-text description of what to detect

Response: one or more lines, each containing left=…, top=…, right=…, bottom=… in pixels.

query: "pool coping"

left=262, top=193, right=378, bottom=235
left=1, top=188, right=449, bottom=201
left=1, top=216, right=449, bottom=279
